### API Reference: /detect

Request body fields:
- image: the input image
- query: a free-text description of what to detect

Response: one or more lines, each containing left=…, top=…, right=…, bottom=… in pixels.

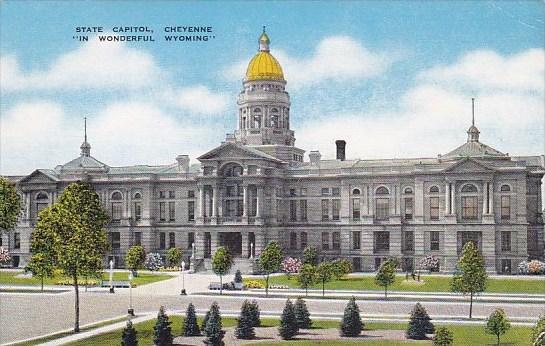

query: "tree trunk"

left=469, top=292, right=473, bottom=319
left=41, top=277, right=44, bottom=292
left=305, top=287, right=308, bottom=296
left=220, top=275, right=223, bottom=295
left=384, top=285, right=387, bottom=299
left=322, top=279, right=325, bottom=297
left=497, top=334, right=500, bottom=345
left=265, top=274, right=269, bottom=297
left=74, top=274, right=80, bottom=332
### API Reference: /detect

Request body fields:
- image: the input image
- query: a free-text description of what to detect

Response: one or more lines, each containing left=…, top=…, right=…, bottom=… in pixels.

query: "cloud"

left=161, top=85, right=229, bottom=115
left=297, top=48, right=544, bottom=160
left=1, top=38, right=162, bottom=92
left=226, top=35, right=395, bottom=89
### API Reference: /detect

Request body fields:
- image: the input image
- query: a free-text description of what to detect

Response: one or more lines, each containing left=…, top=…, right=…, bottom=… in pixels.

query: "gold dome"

left=245, top=51, right=284, bottom=81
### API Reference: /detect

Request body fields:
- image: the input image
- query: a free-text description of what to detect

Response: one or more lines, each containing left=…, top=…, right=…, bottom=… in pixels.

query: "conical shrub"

left=121, top=320, right=138, bottom=346
left=406, top=303, right=435, bottom=340
left=203, top=302, right=225, bottom=346
left=235, top=300, right=256, bottom=339
left=294, top=297, right=312, bottom=329
left=278, top=299, right=298, bottom=340
left=340, top=296, right=363, bottom=337
left=153, top=306, right=173, bottom=346
left=183, top=303, right=200, bottom=336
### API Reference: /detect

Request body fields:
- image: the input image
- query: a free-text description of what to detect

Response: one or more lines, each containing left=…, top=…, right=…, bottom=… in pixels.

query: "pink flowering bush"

left=0, top=247, right=11, bottom=266
left=281, top=257, right=302, bottom=279
left=518, top=260, right=545, bottom=275
left=418, top=255, right=440, bottom=273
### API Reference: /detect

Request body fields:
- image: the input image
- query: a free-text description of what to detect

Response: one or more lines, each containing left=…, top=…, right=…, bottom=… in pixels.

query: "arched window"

left=500, top=184, right=511, bottom=192
left=271, top=108, right=279, bottom=128
left=352, top=189, right=361, bottom=195
left=460, top=184, right=478, bottom=220
left=375, top=186, right=389, bottom=195
left=35, top=191, right=49, bottom=215
left=36, top=192, right=49, bottom=200
left=111, top=191, right=123, bottom=200
left=461, top=184, right=478, bottom=193
left=429, top=186, right=440, bottom=193
left=221, top=163, right=244, bottom=177
left=375, top=186, right=390, bottom=220
left=133, top=192, right=142, bottom=199
left=404, top=187, right=413, bottom=194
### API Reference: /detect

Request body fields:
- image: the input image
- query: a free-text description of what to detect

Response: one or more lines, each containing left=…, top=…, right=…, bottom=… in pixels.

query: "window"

left=188, top=201, right=195, bottom=221
left=430, top=197, right=440, bottom=220
left=159, top=202, right=166, bottom=221
left=321, top=232, right=329, bottom=250
left=404, top=187, right=413, bottom=194
left=332, top=188, right=340, bottom=196
left=188, top=190, right=195, bottom=198
left=188, top=232, right=195, bottom=249
left=352, top=198, right=360, bottom=220
left=321, top=200, right=329, bottom=221
left=247, top=165, right=257, bottom=175
left=204, top=232, right=211, bottom=258
left=461, top=184, right=478, bottom=193
left=501, top=231, right=511, bottom=251
left=14, top=232, right=20, bottom=249
left=169, top=191, right=175, bottom=199
left=134, top=202, right=142, bottom=221
left=501, top=259, right=512, bottom=274
left=500, top=184, right=511, bottom=192
left=461, top=196, right=478, bottom=220
left=430, top=231, right=440, bottom=251
left=300, top=200, right=307, bottom=221
left=353, top=189, right=361, bottom=195
left=35, top=192, right=49, bottom=215
left=501, top=196, right=510, bottom=220
left=159, top=191, right=166, bottom=199
left=109, top=232, right=120, bottom=250
left=290, top=200, right=297, bottom=221
left=169, top=232, right=176, bottom=249
left=352, top=231, right=361, bottom=250
left=332, top=232, right=341, bottom=250
left=332, top=199, right=340, bottom=221
left=300, top=232, right=308, bottom=249
left=321, top=188, right=329, bottom=196
left=134, top=232, right=141, bottom=246
left=168, top=201, right=176, bottom=221
left=429, top=186, right=440, bottom=193
left=404, top=231, right=414, bottom=251
left=111, top=202, right=122, bottom=221
left=376, top=186, right=389, bottom=195
left=290, top=232, right=297, bottom=249
left=289, top=188, right=296, bottom=196
left=374, top=231, right=389, bottom=252
left=375, top=198, right=389, bottom=220
left=159, top=232, right=166, bottom=249
left=404, top=198, right=413, bottom=220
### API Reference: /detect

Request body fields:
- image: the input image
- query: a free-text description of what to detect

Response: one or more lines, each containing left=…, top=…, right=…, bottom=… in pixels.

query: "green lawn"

left=246, top=274, right=545, bottom=294
left=62, top=315, right=532, bottom=346
left=0, top=270, right=172, bottom=287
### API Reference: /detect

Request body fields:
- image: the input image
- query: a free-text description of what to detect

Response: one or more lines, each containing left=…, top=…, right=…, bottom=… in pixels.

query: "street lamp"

left=109, top=259, right=115, bottom=293
left=127, top=272, right=134, bottom=316
left=250, top=242, right=254, bottom=259
left=180, top=260, right=187, bottom=295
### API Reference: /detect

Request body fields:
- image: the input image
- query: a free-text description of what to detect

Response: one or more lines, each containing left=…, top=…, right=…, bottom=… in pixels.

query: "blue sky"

left=1, top=1, right=544, bottom=175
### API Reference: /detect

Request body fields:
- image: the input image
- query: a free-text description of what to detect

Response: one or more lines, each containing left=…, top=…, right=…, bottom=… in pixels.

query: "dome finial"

left=80, top=116, right=91, bottom=157
left=259, top=26, right=270, bottom=52
left=467, top=98, right=480, bottom=142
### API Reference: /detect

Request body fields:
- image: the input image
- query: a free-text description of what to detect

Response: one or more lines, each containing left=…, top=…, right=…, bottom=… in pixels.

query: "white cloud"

left=1, top=38, right=162, bottom=92
left=161, top=85, right=229, bottom=115
left=226, top=35, right=395, bottom=89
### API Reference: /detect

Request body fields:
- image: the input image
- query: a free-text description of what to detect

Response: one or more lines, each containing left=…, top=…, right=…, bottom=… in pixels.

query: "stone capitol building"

left=4, top=30, right=545, bottom=274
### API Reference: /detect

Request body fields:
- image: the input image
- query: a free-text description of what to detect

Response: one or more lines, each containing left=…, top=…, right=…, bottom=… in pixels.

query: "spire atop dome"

left=467, top=97, right=480, bottom=142
left=259, top=26, right=270, bottom=52
left=80, top=117, right=91, bottom=157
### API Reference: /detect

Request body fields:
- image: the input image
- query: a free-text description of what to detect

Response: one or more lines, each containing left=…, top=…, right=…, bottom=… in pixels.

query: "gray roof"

left=57, top=155, right=109, bottom=173
left=442, top=140, right=507, bottom=159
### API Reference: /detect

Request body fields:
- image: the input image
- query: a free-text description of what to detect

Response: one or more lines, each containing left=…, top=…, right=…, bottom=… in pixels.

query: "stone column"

left=256, top=186, right=263, bottom=218
left=199, top=186, right=205, bottom=218
left=489, top=182, right=494, bottom=215
left=445, top=182, right=450, bottom=214
left=242, top=185, right=248, bottom=217
left=24, top=192, right=30, bottom=220
left=450, top=182, right=456, bottom=216
left=242, top=232, right=249, bottom=258
left=483, top=182, right=489, bottom=215
left=212, top=185, right=217, bottom=217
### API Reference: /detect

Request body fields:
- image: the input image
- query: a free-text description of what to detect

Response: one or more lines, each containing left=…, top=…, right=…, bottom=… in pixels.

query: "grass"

left=62, top=315, right=531, bottom=346
left=245, top=274, right=545, bottom=294
left=0, top=270, right=171, bottom=287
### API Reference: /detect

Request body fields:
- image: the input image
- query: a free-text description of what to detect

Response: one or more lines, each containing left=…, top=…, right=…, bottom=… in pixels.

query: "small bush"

left=406, top=303, right=434, bottom=340
left=182, top=303, right=200, bottom=336
left=340, top=296, right=363, bottom=337
left=419, top=255, right=440, bottom=273
left=248, top=300, right=261, bottom=327
left=121, top=320, right=138, bottom=346
left=203, top=302, right=225, bottom=346
left=153, top=306, right=173, bottom=346
left=294, top=297, right=312, bottom=329
left=281, top=257, right=302, bottom=278
left=145, top=253, right=164, bottom=271
left=235, top=300, right=255, bottom=339
left=278, top=299, right=298, bottom=340
left=302, top=246, right=318, bottom=266
left=433, top=327, right=453, bottom=346
left=234, top=269, right=243, bottom=283
left=518, top=260, right=545, bottom=275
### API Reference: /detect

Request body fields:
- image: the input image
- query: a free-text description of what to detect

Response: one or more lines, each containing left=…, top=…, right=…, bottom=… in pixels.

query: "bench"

left=101, top=280, right=130, bottom=288
left=208, top=282, right=222, bottom=290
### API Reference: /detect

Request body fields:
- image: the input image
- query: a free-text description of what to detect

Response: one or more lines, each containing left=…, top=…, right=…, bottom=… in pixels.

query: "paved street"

left=1, top=273, right=544, bottom=345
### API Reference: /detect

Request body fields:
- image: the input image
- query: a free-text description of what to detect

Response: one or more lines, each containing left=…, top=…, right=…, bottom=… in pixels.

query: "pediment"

left=19, top=170, right=59, bottom=184
left=198, top=143, right=280, bottom=162
left=443, top=158, right=495, bottom=173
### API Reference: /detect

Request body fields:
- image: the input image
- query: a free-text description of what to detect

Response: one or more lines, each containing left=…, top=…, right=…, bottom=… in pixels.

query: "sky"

left=1, top=1, right=544, bottom=175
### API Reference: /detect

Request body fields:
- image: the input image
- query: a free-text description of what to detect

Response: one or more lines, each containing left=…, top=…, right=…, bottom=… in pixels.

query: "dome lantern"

left=245, top=28, right=284, bottom=82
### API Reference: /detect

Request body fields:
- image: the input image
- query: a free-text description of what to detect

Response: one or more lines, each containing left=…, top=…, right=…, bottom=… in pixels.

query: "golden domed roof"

left=245, top=28, right=284, bottom=81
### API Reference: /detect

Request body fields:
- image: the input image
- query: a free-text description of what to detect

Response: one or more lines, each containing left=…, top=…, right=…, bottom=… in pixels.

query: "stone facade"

left=3, top=32, right=544, bottom=274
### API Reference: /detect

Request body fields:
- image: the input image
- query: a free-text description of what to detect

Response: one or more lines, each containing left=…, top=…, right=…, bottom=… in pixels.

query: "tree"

left=248, top=300, right=261, bottom=327
left=121, top=320, right=138, bottom=346
left=375, top=259, right=396, bottom=299
left=125, top=246, right=146, bottom=276
left=298, top=264, right=316, bottom=296
left=450, top=241, right=488, bottom=318
left=166, top=247, right=182, bottom=268
left=235, top=300, right=255, bottom=339
left=201, top=309, right=211, bottom=331
left=302, top=246, right=318, bottom=266
left=294, top=297, right=312, bottom=329
left=532, top=315, right=545, bottom=346
left=26, top=252, right=54, bottom=291
left=278, top=299, right=298, bottom=340
left=183, top=303, right=200, bottom=336
left=340, top=296, right=363, bottom=337
left=316, top=261, right=333, bottom=297
left=212, top=246, right=233, bottom=295
left=0, top=177, right=23, bottom=255
left=203, top=302, right=225, bottom=346
left=486, top=308, right=511, bottom=345
left=234, top=269, right=243, bottom=284
left=153, top=306, right=173, bottom=346
left=32, top=182, right=108, bottom=332
left=332, top=259, right=352, bottom=280
left=433, top=327, right=453, bottom=346
left=406, top=303, right=434, bottom=340
left=258, top=241, right=283, bottom=297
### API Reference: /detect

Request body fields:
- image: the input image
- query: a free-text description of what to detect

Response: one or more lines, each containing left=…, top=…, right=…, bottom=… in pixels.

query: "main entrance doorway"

left=219, top=232, right=242, bottom=257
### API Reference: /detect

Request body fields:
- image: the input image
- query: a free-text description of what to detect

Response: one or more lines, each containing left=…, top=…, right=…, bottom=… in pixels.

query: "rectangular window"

left=375, top=198, right=389, bottom=220
left=332, top=199, right=340, bottom=221
left=134, top=202, right=142, bottom=221
left=159, top=202, right=166, bottom=221
left=187, top=201, right=195, bottom=221
left=462, top=196, right=478, bottom=220
left=204, top=232, right=211, bottom=258
left=187, top=190, right=195, bottom=198
left=159, top=191, right=166, bottom=199
left=159, top=232, right=166, bottom=249
left=501, top=259, right=512, bottom=274
left=300, top=200, right=308, bottom=221
left=332, top=231, right=341, bottom=250
left=134, top=232, right=142, bottom=246
left=169, top=191, right=175, bottom=199
left=332, top=187, right=340, bottom=196
left=300, top=232, right=308, bottom=249
left=188, top=232, right=195, bottom=249
left=321, top=199, right=329, bottom=221
left=352, top=198, right=360, bottom=220
left=374, top=231, right=389, bottom=252
left=289, top=188, right=296, bottom=196
left=321, top=188, right=329, bottom=196
left=290, top=232, right=297, bottom=249
left=404, top=231, right=414, bottom=251
left=110, top=232, right=120, bottom=250
left=322, top=232, right=329, bottom=250
left=290, top=200, right=297, bottom=221
left=111, top=202, right=122, bottom=221
left=169, top=201, right=176, bottom=221
left=501, top=231, right=511, bottom=251
left=430, top=197, right=440, bottom=220
left=501, top=196, right=510, bottom=220
left=169, top=232, right=175, bottom=249
left=352, top=231, right=361, bottom=250
left=430, top=231, right=440, bottom=251
left=14, top=232, right=20, bottom=249
left=404, top=198, right=413, bottom=220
